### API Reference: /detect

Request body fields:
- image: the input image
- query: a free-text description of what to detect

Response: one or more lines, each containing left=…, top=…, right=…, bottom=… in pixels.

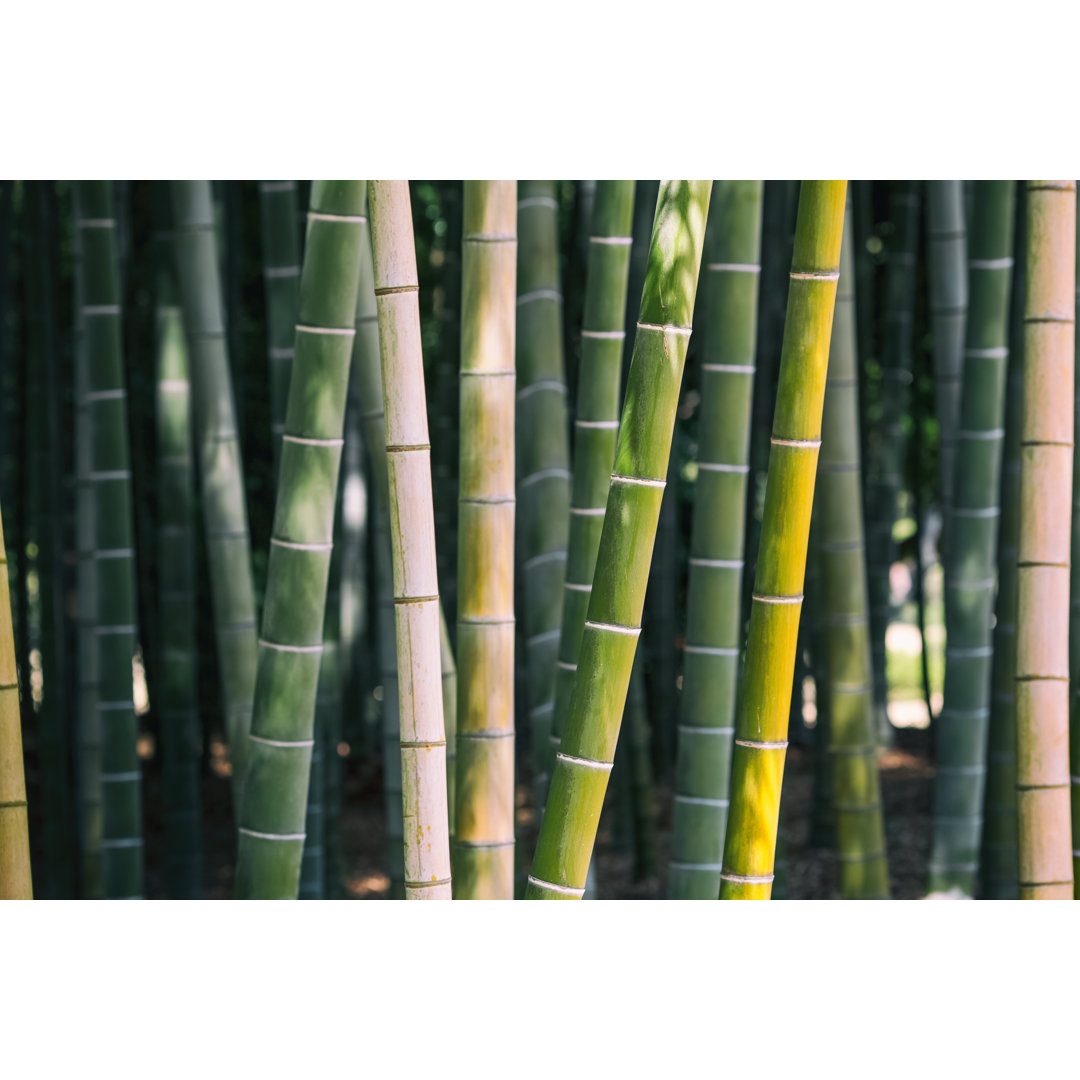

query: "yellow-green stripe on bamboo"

left=454, top=181, right=517, bottom=900
left=1016, top=180, right=1075, bottom=900
left=720, top=180, right=847, bottom=901
left=368, top=180, right=452, bottom=900
left=526, top=180, right=712, bottom=900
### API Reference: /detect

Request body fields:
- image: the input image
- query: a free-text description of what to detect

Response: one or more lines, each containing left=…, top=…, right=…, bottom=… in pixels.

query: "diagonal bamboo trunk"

left=1015, top=180, right=1075, bottom=900
left=454, top=180, right=517, bottom=900
left=669, top=180, right=762, bottom=899
left=928, top=181, right=1015, bottom=898
left=234, top=181, right=365, bottom=899
left=368, top=179, right=453, bottom=900
left=720, top=180, right=847, bottom=901
left=526, top=180, right=712, bottom=900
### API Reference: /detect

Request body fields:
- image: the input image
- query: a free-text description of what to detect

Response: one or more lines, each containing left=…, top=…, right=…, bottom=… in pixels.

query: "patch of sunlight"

left=209, top=734, right=233, bottom=778
left=137, top=733, right=155, bottom=760
left=346, top=870, right=390, bottom=898
left=924, top=887, right=974, bottom=900
left=133, top=649, right=149, bottom=715
left=29, top=647, right=43, bottom=708
left=801, top=675, right=817, bottom=728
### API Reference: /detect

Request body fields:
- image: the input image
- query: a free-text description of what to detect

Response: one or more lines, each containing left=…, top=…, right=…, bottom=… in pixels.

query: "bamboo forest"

left=3, top=177, right=1079, bottom=903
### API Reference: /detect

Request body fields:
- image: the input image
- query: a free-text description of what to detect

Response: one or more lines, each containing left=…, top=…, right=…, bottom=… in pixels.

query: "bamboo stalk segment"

left=669, top=180, right=761, bottom=899
left=928, top=181, right=1016, bottom=897
left=235, top=181, right=365, bottom=899
left=1072, top=194, right=1080, bottom=898
left=454, top=181, right=518, bottom=900
left=368, top=180, right=452, bottom=900
left=526, top=180, right=712, bottom=900
left=720, top=180, right=847, bottom=901
left=1016, top=180, right=1075, bottom=900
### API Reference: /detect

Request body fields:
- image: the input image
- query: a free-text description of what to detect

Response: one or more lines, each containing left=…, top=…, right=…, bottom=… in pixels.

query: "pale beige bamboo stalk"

left=1016, top=180, right=1076, bottom=900
left=368, top=180, right=452, bottom=900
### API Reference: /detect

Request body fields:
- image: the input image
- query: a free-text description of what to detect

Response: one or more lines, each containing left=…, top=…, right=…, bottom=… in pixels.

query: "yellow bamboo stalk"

left=1016, top=180, right=1076, bottom=899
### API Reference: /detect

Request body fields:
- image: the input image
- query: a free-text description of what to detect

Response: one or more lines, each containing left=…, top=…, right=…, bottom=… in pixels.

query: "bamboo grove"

left=0, top=179, right=1077, bottom=901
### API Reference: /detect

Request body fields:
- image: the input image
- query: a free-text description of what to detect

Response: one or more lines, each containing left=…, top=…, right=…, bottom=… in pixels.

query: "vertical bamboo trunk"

left=440, top=606, right=457, bottom=837
left=515, top=180, right=571, bottom=808
left=75, top=181, right=144, bottom=899
left=1015, top=180, right=1075, bottom=900
left=455, top=180, right=517, bottom=900
left=368, top=179, right=453, bottom=900
left=719, top=180, right=847, bottom=901
left=1073, top=196, right=1080, bottom=897
left=155, top=235, right=203, bottom=899
left=669, top=180, right=762, bottom=899
left=258, top=181, right=302, bottom=474
left=866, top=182, right=920, bottom=743
left=0, top=501, right=32, bottom=899
left=170, top=180, right=258, bottom=802
left=234, top=181, right=365, bottom=900
left=818, top=196, right=890, bottom=899
left=982, top=188, right=1026, bottom=899
left=526, top=180, right=712, bottom=899
left=928, top=181, right=1015, bottom=898
left=925, top=181, right=968, bottom=555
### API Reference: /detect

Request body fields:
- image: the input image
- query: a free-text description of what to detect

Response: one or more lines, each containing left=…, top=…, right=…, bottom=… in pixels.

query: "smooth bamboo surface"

left=720, top=180, right=847, bottom=901
left=526, top=180, right=712, bottom=899
left=1016, top=181, right=1075, bottom=900
left=1073, top=195, right=1080, bottom=897
left=669, top=180, right=762, bottom=899
left=369, top=180, right=452, bottom=900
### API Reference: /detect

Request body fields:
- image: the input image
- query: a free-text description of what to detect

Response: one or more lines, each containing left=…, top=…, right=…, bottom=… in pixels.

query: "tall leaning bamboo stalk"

left=526, top=180, right=712, bottom=900
left=1015, top=180, right=1075, bottom=900
left=0, top=501, right=31, bottom=899
left=368, top=179, right=452, bottom=900
left=76, top=181, right=144, bottom=900
left=516, top=180, right=572, bottom=809
left=455, top=180, right=517, bottom=900
left=818, top=196, right=890, bottom=899
left=171, top=180, right=258, bottom=802
left=928, top=181, right=1015, bottom=898
left=720, top=180, right=847, bottom=901
left=668, top=180, right=762, bottom=900
left=235, top=181, right=365, bottom=900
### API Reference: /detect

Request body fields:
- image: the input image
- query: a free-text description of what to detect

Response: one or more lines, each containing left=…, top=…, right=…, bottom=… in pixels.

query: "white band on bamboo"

left=956, top=429, right=1004, bottom=441
left=307, top=211, right=367, bottom=223
left=670, top=861, right=724, bottom=872
left=565, top=582, right=592, bottom=592
left=265, top=265, right=301, bottom=278
left=584, top=619, right=640, bottom=636
left=527, top=628, right=561, bottom=647
left=752, top=592, right=803, bottom=605
left=158, top=381, right=189, bottom=393
left=87, top=389, right=127, bottom=401
left=271, top=537, right=334, bottom=551
left=674, top=794, right=730, bottom=807
left=570, top=506, right=606, bottom=516
left=281, top=434, right=345, bottom=447
left=945, top=646, right=993, bottom=658
left=529, top=702, right=554, bottom=718
left=708, top=263, right=761, bottom=273
left=678, top=725, right=735, bottom=735
left=100, top=772, right=142, bottom=783
left=521, top=468, right=572, bottom=489
left=517, top=289, right=563, bottom=305
left=557, top=661, right=578, bottom=671
left=295, top=324, right=356, bottom=336
left=518, top=196, right=559, bottom=211
left=636, top=320, right=692, bottom=336
left=703, top=363, right=755, bottom=374
left=525, top=549, right=567, bottom=570
left=528, top=876, right=585, bottom=896
left=82, top=305, right=120, bottom=316
left=611, top=473, right=665, bottom=488
left=790, top=270, right=839, bottom=281
left=590, top=235, right=633, bottom=245
left=720, top=871, right=774, bottom=884
left=968, top=257, right=1013, bottom=270
left=964, top=346, right=1008, bottom=359
left=771, top=436, right=821, bottom=448
left=575, top=419, right=619, bottom=429
left=269, top=346, right=295, bottom=359
left=239, top=827, right=306, bottom=842
left=697, top=462, right=750, bottom=473
left=90, top=470, right=131, bottom=481
left=689, top=557, right=743, bottom=569
left=94, top=549, right=135, bottom=559
left=683, top=644, right=739, bottom=656
left=248, top=734, right=315, bottom=748
left=517, top=379, right=566, bottom=400
left=557, top=751, right=613, bottom=771
left=953, top=507, right=1000, bottom=518
left=77, top=218, right=116, bottom=228
left=581, top=329, right=625, bottom=339
left=95, top=625, right=136, bottom=635
left=259, top=639, right=323, bottom=653
left=101, top=837, right=144, bottom=848
left=736, top=738, right=788, bottom=750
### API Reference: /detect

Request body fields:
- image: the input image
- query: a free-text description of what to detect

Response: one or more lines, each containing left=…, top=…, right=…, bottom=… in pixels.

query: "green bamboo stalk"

left=258, top=181, right=302, bottom=474
left=981, top=187, right=1026, bottom=900
left=515, top=180, right=571, bottom=809
left=866, top=182, right=920, bottom=744
left=170, top=180, right=258, bottom=803
left=719, top=180, right=847, bottom=901
left=455, top=180, right=517, bottom=900
left=155, top=240, right=204, bottom=900
left=928, top=181, right=1015, bottom=898
left=623, top=651, right=656, bottom=879
left=234, top=181, right=365, bottom=900
left=818, top=196, right=890, bottom=899
left=526, top=180, right=712, bottom=900
left=76, top=181, right=143, bottom=899
left=1073, top=193, right=1080, bottom=897
left=669, top=180, right=762, bottom=899
left=368, top=179, right=453, bottom=900
left=0, top=501, right=32, bottom=899
left=925, top=181, right=968, bottom=555
left=1015, top=180, right=1075, bottom=900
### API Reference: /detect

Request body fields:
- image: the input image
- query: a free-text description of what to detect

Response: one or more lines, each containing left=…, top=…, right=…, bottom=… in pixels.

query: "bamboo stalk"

left=526, top=180, right=712, bottom=900
left=455, top=180, right=517, bottom=900
left=1015, top=180, right=1075, bottom=900
left=928, top=181, right=1015, bottom=898
left=669, top=180, right=762, bottom=899
left=1073, top=193, right=1080, bottom=897
left=170, top=180, right=258, bottom=803
left=720, top=180, right=847, bottom=901
left=368, top=179, right=453, bottom=900
left=234, top=181, right=365, bottom=899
